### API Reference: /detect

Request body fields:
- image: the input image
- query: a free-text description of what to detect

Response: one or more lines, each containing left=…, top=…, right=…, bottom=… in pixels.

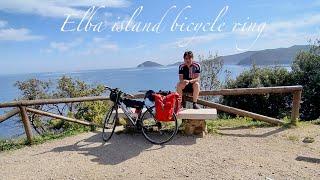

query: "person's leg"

left=177, top=82, right=188, bottom=108
left=176, top=82, right=186, bottom=97
left=192, top=82, right=201, bottom=109
left=192, top=82, right=200, bottom=102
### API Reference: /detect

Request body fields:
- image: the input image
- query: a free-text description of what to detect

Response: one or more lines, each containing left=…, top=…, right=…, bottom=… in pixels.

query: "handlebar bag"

left=154, top=92, right=180, bottom=121
left=109, top=91, right=119, bottom=102
left=122, top=98, right=144, bottom=110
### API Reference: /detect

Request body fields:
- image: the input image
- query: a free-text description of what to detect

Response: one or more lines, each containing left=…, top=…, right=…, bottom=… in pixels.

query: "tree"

left=15, top=76, right=109, bottom=135
left=291, top=40, right=320, bottom=120
left=199, top=52, right=223, bottom=101
left=15, top=79, right=52, bottom=134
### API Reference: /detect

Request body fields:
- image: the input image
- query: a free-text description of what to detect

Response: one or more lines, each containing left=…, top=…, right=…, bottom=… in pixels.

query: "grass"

left=287, top=135, right=299, bottom=142
left=0, top=127, right=90, bottom=152
left=206, top=116, right=274, bottom=134
left=206, top=116, right=319, bottom=137
left=289, top=118, right=320, bottom=129
left=303, top=119, right=320, bottom=126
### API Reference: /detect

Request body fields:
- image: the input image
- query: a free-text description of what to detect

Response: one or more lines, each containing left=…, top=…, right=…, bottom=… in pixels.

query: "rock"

left=182, top=119, right=207, bottom=137
left=302, top=137, right=315, bottom=143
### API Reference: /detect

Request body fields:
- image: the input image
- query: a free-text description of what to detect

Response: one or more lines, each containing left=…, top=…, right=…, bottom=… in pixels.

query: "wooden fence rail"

left=198, top=85, right=303, bottom=96
left=0, top=96, right=109, bottom=108
left=26, top=107, right=99, bottom=127
left=185, top=85, right=303, bottom=126
left=185, top=96, right=285, bottom=125
left=0, top=108, right=19, bottom=123
left=0, top=85, right=302, bottom=144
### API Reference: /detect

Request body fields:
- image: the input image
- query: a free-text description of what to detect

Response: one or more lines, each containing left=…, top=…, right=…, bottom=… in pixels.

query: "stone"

left=182, top=119, right=207, bottom=137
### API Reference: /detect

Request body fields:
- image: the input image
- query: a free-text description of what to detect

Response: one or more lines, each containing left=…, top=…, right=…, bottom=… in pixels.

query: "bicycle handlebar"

left=105, top=86, right=134, bottom=98
left=105, top=86, right=173, bottom=99
left=104, top=86, right=113, bottom=91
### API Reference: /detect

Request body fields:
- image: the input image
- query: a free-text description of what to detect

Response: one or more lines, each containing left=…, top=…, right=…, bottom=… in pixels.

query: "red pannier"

left=154, top=92, right=180, bottom=122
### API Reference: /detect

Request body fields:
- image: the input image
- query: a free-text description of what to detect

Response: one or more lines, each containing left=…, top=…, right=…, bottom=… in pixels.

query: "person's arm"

left=179, top=74, right=185, bottom=82
left=189, top=76, right=199, bottom=84
left=179, top=65, right=189, bottom=84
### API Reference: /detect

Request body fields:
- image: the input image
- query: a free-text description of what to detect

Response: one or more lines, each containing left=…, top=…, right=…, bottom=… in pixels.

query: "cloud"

left=251, top=13, right=320, bottom=48
left=82, top=37, right=118, bottom=55
left=49, top=38, right=83, bottom=52
left=0, top=28, right=44, bottom=41
left=46, top=37, right=118, bottom=55
left=162, top=33, right=228, bottom=49
left=0, top=20, right=7, bottom=28
left=132, top=44, right=146, bottom=49
left=164, top=11, right=320, bottom=52
left=56, top=0, right=129, bottom=8
left=0, top=19, right=44, bottom=41
left=0, top=0, right=130, bottom=18
left=266, top=14, right=320, bottom=35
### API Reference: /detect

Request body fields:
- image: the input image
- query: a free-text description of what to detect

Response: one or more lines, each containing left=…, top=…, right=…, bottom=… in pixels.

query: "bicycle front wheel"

left=102, top=106, right=117, bottom=142
left=141, top=106, right=178, bottom=144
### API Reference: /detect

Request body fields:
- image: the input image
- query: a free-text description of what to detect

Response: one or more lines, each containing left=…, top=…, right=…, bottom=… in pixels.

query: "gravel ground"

left=0, top=125, right=319, bottom=180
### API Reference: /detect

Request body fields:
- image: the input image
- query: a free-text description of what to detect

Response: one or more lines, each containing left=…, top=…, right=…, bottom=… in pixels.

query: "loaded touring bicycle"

left=102, top=86, right=179, bottom=144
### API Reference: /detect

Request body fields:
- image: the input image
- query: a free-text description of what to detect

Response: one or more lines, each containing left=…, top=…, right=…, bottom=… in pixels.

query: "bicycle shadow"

left=47, top=131, right=197, bottom=165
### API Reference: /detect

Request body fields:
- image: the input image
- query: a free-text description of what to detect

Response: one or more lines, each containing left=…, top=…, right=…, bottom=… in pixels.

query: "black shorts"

left=183, top=83, right=193, bottom=93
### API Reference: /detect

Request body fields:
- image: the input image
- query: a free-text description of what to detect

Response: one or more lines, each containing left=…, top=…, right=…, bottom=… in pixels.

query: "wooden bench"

left=178, top=109, right=217, bottom=136
left=115, top=108, right=217, bottom=137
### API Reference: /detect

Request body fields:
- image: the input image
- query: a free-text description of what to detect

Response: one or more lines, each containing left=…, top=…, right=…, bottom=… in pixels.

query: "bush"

left=15, top=76, right=109, bottom=135
left=222, top=65, right=292, bottom=118
left=291, top=42, right=320, bottom=120
left=222, top=40, right=320, bottom=121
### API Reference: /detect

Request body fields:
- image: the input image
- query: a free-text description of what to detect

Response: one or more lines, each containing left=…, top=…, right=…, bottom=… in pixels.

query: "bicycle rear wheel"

left=141, top=106, right=178, bottom=144
left=102, top=106, right=117, bottom=142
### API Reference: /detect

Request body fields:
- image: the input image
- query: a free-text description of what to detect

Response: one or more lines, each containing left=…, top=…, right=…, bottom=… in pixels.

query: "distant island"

left=136, top=45, right=310, bottom=67
left=221, top=45, right=310, bottom=65
left=137, top=61, right=183, bottom=68
left=137, top=61, right=163, bottom=68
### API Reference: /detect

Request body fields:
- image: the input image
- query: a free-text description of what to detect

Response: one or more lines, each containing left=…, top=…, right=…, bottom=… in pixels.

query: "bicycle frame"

left=112, top=97, right=153, bottom=127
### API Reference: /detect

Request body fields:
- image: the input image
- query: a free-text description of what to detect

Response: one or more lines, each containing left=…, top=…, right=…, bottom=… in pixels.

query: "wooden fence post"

left=19, top=106, right=33, bottom=144
left=291, top=90, right=302, bottom=126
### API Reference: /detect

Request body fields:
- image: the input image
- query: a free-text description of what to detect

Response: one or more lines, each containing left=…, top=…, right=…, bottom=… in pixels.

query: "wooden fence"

left=0, top=85, right=302, bottom=144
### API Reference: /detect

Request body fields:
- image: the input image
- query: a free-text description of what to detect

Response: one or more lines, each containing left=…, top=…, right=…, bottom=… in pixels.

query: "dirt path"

left=1, top=125, right=319, bottom=180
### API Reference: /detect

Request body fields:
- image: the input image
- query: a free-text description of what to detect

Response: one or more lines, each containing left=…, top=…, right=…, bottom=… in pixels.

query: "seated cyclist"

left=176, top=51, right=201, bottom=109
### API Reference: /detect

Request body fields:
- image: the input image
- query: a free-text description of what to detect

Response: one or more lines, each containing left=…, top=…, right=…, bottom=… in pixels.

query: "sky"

left=0, top=0, right=319, bottom=74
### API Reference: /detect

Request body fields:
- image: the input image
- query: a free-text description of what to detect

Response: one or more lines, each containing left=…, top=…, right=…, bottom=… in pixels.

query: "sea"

left=0, top=64, right=287, bottom=139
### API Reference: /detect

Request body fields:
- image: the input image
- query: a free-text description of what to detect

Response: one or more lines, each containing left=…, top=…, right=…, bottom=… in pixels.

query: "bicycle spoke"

left=141, top=107, right=178, bottom=144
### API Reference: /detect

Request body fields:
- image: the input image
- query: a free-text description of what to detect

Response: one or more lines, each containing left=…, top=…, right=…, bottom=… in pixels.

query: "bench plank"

left=177, top=109, right=217, bottom=120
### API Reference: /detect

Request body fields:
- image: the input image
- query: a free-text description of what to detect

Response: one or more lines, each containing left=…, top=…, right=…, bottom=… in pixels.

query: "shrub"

left=222, top=65, right=292, bottom=118
left=221, top=39, right=320, bottom=121
left=15, top=76, right=109, bottom=134
left=291, top=41, right=320, bottom=120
